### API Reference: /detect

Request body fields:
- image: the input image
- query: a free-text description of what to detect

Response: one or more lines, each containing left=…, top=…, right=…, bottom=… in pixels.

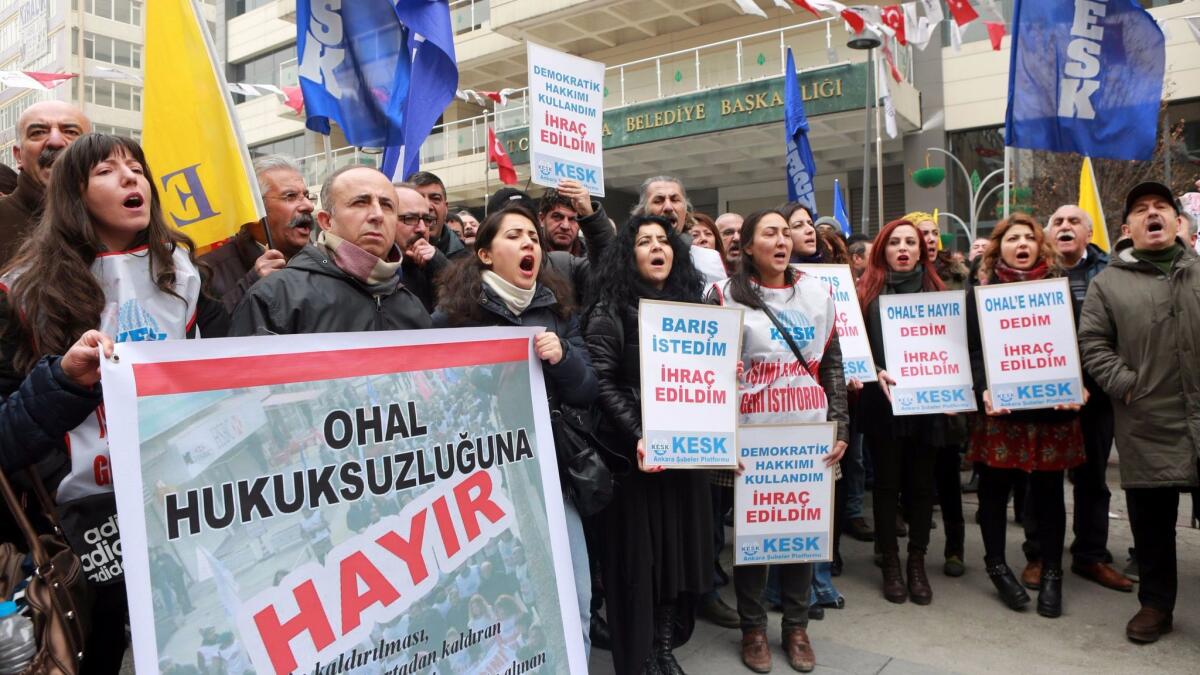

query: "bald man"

left=0, top=101, right=91, bottom=266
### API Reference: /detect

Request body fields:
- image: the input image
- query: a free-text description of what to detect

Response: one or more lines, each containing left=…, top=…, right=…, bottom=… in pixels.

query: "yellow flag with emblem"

left=1079, top=157, right=1108, bottom=253
left=142, top=0, right=262, bottom=251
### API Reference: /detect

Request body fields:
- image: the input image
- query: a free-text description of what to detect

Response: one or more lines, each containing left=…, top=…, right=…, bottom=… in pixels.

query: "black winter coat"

left=229, top=244, right=432, bottom=336
left=199, top=223, right=265, bottom=315
left=545, top=203, right=614, bottom=306
left=0, top=356, right=101, bottom=474
left=432, top=284, right=597, bottom=408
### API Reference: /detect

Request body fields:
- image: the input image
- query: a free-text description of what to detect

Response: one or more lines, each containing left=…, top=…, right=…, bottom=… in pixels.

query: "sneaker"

left=1124, top=548, right=1140, bottom=583
left=943, top=555, right=966, bottom=577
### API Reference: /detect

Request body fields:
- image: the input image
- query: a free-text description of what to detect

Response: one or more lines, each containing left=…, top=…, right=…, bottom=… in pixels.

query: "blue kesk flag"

left=382, top=0, right=459, bottom=182
left=833, top=178, right=851, bottom=236
left=1004, top=0, right=1165, bottom=161
left=784, top=48, right=817, bottom=208
left=298, top=1, right=458, bottom=180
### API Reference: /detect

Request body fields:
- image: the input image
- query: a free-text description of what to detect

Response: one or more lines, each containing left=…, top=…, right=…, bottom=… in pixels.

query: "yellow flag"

left=1079, top=157, right=1108, bottom=253
left=142, top=0, right=262, bottom=251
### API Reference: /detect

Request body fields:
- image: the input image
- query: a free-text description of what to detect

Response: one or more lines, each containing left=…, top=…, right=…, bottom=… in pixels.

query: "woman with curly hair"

left=583, top=214, right=710, bottom=675
left=966, top=213, right=1085, bottom=618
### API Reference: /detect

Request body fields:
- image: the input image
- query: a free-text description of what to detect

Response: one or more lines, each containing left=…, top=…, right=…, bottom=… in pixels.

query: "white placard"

left=878, top=290, right=977, bottom=415
left=794, top=264, right=877, bottom=383
left=974, top=277, right=1085, bottom=410
left=638, top=299, right=743, bottom=468
left=734, top=423, right=836, bottom=565
left=527, top=41, right=606, bottom=196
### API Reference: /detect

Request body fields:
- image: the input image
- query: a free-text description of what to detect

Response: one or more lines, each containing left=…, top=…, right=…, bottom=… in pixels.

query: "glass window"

left=95, top=82, right=113, bottom=108
left=114, top=84, right=131, bottom=110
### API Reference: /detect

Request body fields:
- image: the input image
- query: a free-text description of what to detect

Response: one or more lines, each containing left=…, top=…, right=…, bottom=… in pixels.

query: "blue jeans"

left=809, top=561, right=842, bottom=606
left=844, top=431, right=867, bottom=519
left=564, top=499, right=591, bottom=658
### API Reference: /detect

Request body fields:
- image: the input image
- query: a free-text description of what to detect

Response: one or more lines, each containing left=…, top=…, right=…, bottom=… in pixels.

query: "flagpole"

left=874, top=47, right=885, bottom=230
left=860, top=52, right=873, bottom=235
left=1002, top=145, right=1010, bottom=220
left=483, top=108, right=491, bottom=214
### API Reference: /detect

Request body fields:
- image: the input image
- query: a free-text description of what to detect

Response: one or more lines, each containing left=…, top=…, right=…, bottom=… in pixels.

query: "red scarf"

left=993, top=258, right=1049, bottom=284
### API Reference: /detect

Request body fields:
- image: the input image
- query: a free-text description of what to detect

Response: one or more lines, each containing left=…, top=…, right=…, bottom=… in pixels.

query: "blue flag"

left=296, top=0, right=411, bottom=147
left=833, top=178, right=851, bottom=237
left=1004, top=0, right=1164, bottom=161
left=384, top=1, right=458, bottom=181
left=784, top=48, right=817, bottom=209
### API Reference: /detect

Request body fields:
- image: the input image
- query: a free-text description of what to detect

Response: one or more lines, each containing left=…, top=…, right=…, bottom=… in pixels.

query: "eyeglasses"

left=400, top=214, right=437, bottom=227
left=266, top=190, right=316, bottom=204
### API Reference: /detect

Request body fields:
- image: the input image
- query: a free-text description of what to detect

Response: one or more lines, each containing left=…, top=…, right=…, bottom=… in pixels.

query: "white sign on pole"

left=734, top=423, right=836, bottom=565
left=20, top=0, right=49, bottom=68
left=878, top=290, right=976, bottom=415
left=974, top=277, right=1085, bottom=410
left=794, top=264, right=877, bottom=383
left=639, top=299, right=743, bottom=468
left=527, top=41, right=606, bottom=196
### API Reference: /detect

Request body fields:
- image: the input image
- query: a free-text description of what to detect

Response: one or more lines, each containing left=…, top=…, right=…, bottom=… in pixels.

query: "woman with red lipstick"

left=0, top=133, right=227, bottom=673
left=966, top=214, right=1085, bottom=619
left=434, top=205, right=599, bottom=657
left=708, top=209, right=848, bottom=674
left=856, top=218, right=949, bottom=606
left=584, top=214, right=709, bottom=675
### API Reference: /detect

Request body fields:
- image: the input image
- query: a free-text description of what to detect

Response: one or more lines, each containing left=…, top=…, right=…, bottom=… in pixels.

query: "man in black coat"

left=406, top=171, right=468, bottom=260
left=199, top=155, right=316, bottom=313
left=229, top=166, right=432, bottom=335
left=0, top=101, right=90, bottom=268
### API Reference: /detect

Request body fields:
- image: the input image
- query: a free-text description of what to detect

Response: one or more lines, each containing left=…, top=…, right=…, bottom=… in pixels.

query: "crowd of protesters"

left=0, top=99, right=1197, bottom=674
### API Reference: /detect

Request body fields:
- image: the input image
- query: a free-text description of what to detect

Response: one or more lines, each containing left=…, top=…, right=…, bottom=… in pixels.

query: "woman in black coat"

left=583, top=214, right=711, bottom=675
left=433, top=205, right=599, bottom=655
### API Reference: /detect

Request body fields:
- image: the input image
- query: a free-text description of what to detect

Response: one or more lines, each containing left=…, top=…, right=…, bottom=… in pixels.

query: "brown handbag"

left=0, top=468, right=92, bottom=675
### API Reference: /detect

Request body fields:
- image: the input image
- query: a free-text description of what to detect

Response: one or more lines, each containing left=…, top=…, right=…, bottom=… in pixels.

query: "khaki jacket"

left=1078, top=239, right=1200, bottom=488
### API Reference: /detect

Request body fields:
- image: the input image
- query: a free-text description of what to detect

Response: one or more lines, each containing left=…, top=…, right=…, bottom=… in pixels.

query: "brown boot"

left=782, top=626, right=816, bottom=672
left=1021, top=560, right=1042, bottom=590
left=1126, top=606, right=1173, bottom=644
left=881, top=551, right=906, bottom=603
left=741, top=628, right=772, bottom=673
left=907, top=552, right=932, bottom=605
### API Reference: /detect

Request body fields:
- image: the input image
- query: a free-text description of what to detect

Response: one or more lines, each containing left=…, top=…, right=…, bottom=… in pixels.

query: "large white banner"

left=878, top=290, right=977, bottom=415
left=794, top=264, right=877, bottom=383
left=638, top=299, right=743, bottom=468
left=101, top=328, right=586, bottom=675
left=974, top=277, right=1085, bottom=410
left=734, top=423, right=836, bottom=565
left=527, top=41, right=606, bottom=196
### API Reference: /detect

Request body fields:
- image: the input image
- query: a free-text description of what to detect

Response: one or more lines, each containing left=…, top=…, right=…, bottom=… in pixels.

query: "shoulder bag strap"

left=759, top=303, right=816, bottom=379
left=0, top=468, right=50, bottom=568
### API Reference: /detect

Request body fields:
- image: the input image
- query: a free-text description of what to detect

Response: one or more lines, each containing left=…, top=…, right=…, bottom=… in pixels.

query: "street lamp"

left=847, top=32, right=882, bottom=235
left=925, top=147, right=1011, bottom=240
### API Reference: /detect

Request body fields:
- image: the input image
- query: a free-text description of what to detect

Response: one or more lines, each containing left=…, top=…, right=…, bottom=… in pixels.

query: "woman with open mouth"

left=966, top=213, right=1085, bottom=619
left=433, top=205, right=599, bottom=659
left=707, top=209, right=849, bottom=674
left=783, top=202, right=828, bottom=265
left=0, top=133, right=227, bottom=672
left=857, top=219, right=952, bottom=607
left=584, top=214, right=709, bottom=675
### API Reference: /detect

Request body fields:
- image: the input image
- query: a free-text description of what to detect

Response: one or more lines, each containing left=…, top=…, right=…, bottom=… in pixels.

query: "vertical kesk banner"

left=100, top=329, right=585, bottom=675
left=794, top=264, right=876, bottom=383
left=974, top=278, right=1084, bottom=410
left=639, top=300, right=743, bottom=469
left=734, top=423, right=836, bottom=565
left=878, top=291, right=976, bottom=415
left=527, top=42, right=606, bottom=196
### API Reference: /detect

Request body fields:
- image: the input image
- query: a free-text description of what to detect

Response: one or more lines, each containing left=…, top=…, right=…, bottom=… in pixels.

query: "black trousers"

left=1069, top=402, right=1115, bottom=564
left=869, top=433, right=937, bottom=555
left=734, top=563, right=812, bottom=631
left=979, top=467, right=1066, bottom=569
left=83, top=581, right=129, bottom=675
left=1125, top=487, right=1180, bottom=613
left=934, top=445, right=966, bottom=558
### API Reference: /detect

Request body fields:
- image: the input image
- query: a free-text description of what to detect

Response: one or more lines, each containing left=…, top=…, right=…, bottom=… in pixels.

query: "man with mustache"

left=1079, top=182, right=1199, bottom=644
left=1036, top=205, right=1131, bottom=593
left=0, top=101, right=91, bottom=267
left=635, top=175, right=727, bottom=285
left=201, top=155, right=317, bottom=313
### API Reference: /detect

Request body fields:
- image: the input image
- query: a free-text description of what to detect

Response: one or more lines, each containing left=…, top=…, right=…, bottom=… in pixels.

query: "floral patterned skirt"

left=966, top=416, right=1085, bottom=473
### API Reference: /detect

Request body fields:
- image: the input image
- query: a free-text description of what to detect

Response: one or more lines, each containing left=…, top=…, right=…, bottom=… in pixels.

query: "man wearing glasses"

left=201, top=154, right=317, bottom=313
left=393, top=184, right=447, bottom=313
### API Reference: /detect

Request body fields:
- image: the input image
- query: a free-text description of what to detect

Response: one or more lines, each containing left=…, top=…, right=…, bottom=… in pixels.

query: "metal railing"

left=296, top=16, right=917, bottom=173
left=297, top=146, right=380, bottom=191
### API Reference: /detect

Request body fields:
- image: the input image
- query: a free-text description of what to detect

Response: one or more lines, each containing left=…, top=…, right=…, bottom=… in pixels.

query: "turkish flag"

left=793, top=0, right=822, bottom=18
left=281, top=86, right=304, bottom=114
left=881, top=5, right=907, bottom=45
left=841, top=7, right=866, bottom=33
left=985, top=21, right=1006, bottom=50
left=488, top=127, right=518, bottom=185
left=946, top=0, right=979, bottom=27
